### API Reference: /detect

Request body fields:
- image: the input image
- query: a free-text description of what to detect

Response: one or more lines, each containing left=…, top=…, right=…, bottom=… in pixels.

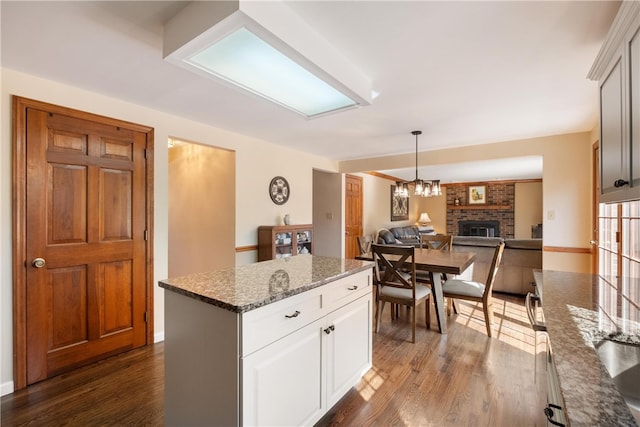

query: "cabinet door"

left=242, top=318, right=324, bottom=426
left=600, top=49, right=626, bottom=200
left=296, top=229, right=312, bottom=255
left=629, top=25, right=640, bottom=198
left=275, top=231, right=293, bottom=258
left=324, top=294, right=372, bottom=409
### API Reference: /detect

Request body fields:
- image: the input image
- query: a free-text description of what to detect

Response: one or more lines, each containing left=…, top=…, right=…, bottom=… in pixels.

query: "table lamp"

left=418, top=212, right=432, bottom=225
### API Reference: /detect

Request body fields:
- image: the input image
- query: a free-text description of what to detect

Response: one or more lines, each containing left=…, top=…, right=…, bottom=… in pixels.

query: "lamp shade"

left=418, top=212, right=432, bottom=224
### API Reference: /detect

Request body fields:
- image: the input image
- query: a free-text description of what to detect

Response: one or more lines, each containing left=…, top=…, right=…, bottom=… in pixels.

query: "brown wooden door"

left=345, top=175, right=363, bottom=259
left=17, top=99, right=151, bottom=386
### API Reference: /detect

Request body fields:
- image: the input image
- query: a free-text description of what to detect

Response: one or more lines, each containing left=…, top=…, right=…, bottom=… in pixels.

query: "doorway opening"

left=168, top=138, right=236, bottom=276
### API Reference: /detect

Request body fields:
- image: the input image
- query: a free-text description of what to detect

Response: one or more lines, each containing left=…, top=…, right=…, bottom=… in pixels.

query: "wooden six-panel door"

left=345, top=175, right=363, bottom=259
left=14, top=97, right=153, bottom=387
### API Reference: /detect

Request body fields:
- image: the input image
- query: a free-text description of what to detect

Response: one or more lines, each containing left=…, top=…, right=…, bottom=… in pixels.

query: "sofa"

left=377, top=226, right=431, bottom=247
left=452, top=236, right=542, bottom=295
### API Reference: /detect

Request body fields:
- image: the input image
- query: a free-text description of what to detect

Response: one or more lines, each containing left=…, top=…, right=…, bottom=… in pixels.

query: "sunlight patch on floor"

left=452, top=297, right=538, bottom=354
left=356, top=366, right=385, bottom=401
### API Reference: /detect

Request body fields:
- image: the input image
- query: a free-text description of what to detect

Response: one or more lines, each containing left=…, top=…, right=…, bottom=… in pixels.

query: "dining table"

left=356, top=248, right=476, bottom=334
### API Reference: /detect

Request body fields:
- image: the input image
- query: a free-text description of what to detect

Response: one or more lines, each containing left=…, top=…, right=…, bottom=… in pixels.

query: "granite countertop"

left=159, top=255, right=374, bottom=313
left=534, top=270, right=640, bottom=426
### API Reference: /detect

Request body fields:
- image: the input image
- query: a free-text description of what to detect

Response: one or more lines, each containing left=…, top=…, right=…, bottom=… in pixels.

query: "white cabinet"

left=599, top=44, right=625, bottom=199
left=242, top=317, right=324, bottom=426
left=164, top=269, right=372, bottom=427
left=590, top=2, right=640, bottom=202
left=242, top=293, right=371, bottom=426
left=545, top=348, right=568, bottom=426
left=324, top=295, right=372, bottom=408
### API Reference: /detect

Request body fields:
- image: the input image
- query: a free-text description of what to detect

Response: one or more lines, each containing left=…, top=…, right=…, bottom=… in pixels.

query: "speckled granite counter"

left=534, top=270, right=640, bottom=426
left=159, top=254, right=374, bottom=313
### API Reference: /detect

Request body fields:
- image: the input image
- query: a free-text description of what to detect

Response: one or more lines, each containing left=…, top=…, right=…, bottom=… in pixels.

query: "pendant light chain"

left=395, top=130, right=442, bottom=198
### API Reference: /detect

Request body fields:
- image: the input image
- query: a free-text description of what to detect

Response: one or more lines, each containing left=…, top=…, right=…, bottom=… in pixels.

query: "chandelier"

left=394, top=130, right=442, bottom=198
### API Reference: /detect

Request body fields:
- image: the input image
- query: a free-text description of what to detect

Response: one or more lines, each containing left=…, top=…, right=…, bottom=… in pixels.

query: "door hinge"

left=144, top=229, right=149, bottom=241
left=144, top=148, right=148, bottom=159
left=144, top=312, right=148, bottom=323
left=616, top=231, right=620, bottom=243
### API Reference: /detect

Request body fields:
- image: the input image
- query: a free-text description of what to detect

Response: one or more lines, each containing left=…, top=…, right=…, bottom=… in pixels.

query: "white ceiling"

left=0, top=1, right=619, bottom=182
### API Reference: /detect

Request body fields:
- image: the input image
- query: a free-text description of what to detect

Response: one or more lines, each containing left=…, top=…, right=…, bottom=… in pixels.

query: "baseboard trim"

left=0, top=380, right=15, bottom=397
left=543, top=246, right=592, bottom=254
left=236, top=245, right=257, bottom=252
left=154, top=331, right=165, bottom=343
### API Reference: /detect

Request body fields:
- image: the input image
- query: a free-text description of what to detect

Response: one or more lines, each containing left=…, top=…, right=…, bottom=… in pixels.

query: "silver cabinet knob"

left=32, top=258, right=46, bottom=268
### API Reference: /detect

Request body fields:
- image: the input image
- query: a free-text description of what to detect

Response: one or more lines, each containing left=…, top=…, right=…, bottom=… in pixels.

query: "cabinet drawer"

left=322, top=270, right=372, bottom=312
left=242, top=287, right=323, bottom=356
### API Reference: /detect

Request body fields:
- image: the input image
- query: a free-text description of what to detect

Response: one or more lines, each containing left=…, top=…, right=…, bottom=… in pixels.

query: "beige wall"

left=0, top=67, right=597, bottom=394
left=312, top=169, right=343, bottom=257
left=360, top=174, right=449, bottom=239
left=414, top=189, right=448, bottom=234
left=341, top=132, right=594, bottom=272
left=366, top=181, right=542, bottom=239
left=514, top=182, right=543, bottom=239
left=168, top=141, right=236, bottom=277
left=360, top=174, right=421, bottom=239
left=0, top=68, right=337, bottom=394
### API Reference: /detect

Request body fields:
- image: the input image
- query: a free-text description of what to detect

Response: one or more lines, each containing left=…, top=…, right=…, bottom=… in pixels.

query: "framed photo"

left=469, top=185, right=487, bottom=205
left=390, top=185, right=409, bottom=221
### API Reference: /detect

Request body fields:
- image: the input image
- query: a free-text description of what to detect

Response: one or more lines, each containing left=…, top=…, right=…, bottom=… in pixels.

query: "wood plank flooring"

left=1, top=294, right=547, bottom=426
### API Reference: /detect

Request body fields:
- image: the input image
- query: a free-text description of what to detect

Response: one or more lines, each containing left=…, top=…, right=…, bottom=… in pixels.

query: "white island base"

left=163, top=267, right=372, bottom=426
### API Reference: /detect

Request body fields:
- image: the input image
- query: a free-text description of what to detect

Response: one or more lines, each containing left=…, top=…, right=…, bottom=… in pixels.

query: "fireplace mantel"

left=447, top=205, right=511, bottom=210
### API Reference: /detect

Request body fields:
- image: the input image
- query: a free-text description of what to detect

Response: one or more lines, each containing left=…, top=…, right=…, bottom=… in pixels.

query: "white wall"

left=0, top=68, right=337, bottom=394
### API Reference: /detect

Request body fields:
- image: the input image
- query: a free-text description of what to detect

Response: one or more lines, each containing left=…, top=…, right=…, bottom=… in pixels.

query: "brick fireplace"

left=459, top=220, right=500, bottom=237
left=446, top=183, right=515, bottom=238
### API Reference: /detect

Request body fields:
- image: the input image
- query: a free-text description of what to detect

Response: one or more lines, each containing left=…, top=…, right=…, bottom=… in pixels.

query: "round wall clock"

left=269, top=176, right=290, bottom=205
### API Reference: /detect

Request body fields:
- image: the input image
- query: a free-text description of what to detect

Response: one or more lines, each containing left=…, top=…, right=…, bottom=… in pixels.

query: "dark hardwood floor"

left=1, top=294, right=547, bottom=426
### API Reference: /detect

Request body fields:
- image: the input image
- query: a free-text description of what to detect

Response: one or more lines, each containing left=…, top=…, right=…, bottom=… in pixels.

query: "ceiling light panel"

left=186, top=27, right=358, bottom=117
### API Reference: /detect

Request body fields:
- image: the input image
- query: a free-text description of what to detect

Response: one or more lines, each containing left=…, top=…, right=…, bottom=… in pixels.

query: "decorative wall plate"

left=269, top=176, right=290, bottom=205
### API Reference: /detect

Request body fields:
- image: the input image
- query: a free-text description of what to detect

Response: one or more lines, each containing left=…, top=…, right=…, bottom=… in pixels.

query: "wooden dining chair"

left=441, top=242, right=505, bottom=337
left=420, top=234, right=453, bottom=251
left=371, top=244, right=431, bottom=343
left=356, top=235, right=373, bottom=256
left=416, top=234, right=453, bottom=285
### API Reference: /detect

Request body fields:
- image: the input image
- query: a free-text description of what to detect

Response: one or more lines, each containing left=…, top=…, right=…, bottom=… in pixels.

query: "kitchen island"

left=534, top=270, right=639, bottom=426
left=159, top=255, right=374, bottom=426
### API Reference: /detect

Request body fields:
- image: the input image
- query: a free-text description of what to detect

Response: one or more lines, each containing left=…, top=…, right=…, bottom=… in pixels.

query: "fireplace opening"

left=459, top=220, right=500, bottom=237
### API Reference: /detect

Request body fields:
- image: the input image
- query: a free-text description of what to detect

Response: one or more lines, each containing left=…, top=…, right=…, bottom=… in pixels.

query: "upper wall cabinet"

left=589, top=2, right=640, bottom=203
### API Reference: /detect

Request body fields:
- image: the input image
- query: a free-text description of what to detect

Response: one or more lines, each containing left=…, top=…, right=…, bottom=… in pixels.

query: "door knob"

left=32, top=258, right=46, bottom=268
